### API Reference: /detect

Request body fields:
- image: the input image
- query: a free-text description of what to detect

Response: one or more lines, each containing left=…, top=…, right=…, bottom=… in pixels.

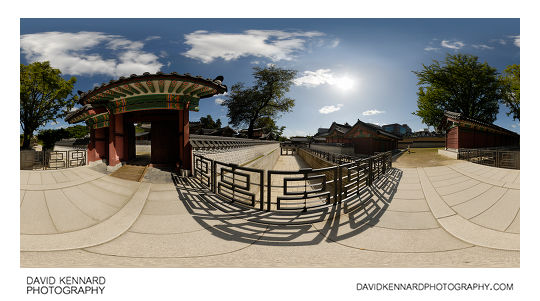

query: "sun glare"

left=334, top=76, right=355, bottom=91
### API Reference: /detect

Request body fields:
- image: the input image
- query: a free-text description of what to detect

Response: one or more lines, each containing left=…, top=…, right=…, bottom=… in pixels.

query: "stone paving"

left=20, top=155, right=519, bottom=267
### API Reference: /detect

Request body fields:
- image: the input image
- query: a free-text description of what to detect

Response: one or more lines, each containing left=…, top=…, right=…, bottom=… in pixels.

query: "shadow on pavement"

left=171, top=168, right=402, bottom=246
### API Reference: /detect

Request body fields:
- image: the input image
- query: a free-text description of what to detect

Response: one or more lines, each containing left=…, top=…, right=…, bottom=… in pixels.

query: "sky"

left=20, top=18, right=520, bottom=137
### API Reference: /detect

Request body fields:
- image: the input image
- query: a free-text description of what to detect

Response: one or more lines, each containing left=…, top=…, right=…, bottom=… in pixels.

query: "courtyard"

left=20, top=149, right=519, bottom=268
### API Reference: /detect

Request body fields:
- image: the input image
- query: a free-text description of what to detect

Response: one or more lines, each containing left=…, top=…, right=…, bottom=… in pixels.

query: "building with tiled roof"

left=442, top=111, right=519, bottom=150
left=65, top=72, right=227, bottom=171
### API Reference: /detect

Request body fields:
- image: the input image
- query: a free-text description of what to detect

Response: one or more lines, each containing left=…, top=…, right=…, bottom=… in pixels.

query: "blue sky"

left=20, top=18, right=520, bottom=136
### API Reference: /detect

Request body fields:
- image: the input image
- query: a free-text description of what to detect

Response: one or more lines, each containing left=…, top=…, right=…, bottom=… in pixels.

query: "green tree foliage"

left=20, top=61, right=77, bottom=149
left=65, top=125, right=89, bottom=138
left=223, top=65, right=297, bottom=139
left=35, top=125, right=89, bottom=150
left=199, top=114, right=222, bottom=129
left=37, top=128, right=70, bottom=150
left=412, top=54, right=502, bottom=128
left=499, top=64, right=520, bottom=120
left=254, top=116, right=286, bottom=140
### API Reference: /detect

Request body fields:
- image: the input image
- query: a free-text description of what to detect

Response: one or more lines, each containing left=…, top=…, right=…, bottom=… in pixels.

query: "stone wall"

left=196, top=143, right=280, bottom=208
left=297, top=148, right=335, bottom=170
left=310, top=144, right=355, bottom=155
left=199, top=143, right=280, bottom=168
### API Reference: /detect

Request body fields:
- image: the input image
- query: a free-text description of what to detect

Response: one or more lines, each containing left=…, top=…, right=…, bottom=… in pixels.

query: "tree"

left=37, top=128, right=70, bottom=150
left=20, top=61, right=77, bottom=149
left=254, top=116, right=285, bottom=140
left=223, top=65, right=297, bottom=138
left=66, top=125, right=89, bottom=139
left=199, top=114, right=222, bottom=129
left=412, top=54, right=502, bottom=128
left=499, top=64, right=520, bottom=120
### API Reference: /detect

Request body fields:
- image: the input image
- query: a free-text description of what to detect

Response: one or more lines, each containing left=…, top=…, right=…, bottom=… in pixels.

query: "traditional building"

left=343, top=119, right=400, bottom=155
left=442, top=111, right=519, bottom=150
left=325, top=122, right=352, bottom=143
left=65, top=72, right=227, bottom=172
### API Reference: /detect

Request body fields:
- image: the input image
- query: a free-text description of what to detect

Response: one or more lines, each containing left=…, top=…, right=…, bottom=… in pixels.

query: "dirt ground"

left=393, top=148, right=458, bottom=168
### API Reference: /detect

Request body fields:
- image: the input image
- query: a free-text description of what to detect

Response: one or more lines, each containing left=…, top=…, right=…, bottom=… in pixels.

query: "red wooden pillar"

left=108, top=113, right=121, bottom=168
left=178, top=109, right=192, bottom=173
left=88, top=128, right=97, bottom=163
left=114, top=114, right=125, bottom=162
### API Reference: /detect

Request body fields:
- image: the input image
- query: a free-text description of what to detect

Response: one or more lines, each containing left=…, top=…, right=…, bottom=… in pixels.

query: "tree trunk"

left=247, top=122, right=254, bottom=139
left=22, top=129, right=33, bottom=149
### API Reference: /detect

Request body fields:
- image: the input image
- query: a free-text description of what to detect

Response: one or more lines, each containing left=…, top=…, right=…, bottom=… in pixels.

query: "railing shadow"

left=171, top=167, right=402, bottom=246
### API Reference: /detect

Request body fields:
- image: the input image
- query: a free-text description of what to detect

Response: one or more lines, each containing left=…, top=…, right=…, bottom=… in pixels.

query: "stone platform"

left=20, top=157, right=519, bottom=267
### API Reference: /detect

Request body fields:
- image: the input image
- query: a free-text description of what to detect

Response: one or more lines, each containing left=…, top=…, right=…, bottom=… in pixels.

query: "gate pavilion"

left=65, top=72, right=227, bottom=172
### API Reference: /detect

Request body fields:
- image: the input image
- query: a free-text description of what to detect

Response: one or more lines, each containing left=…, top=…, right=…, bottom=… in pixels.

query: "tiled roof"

left=78, top=72, right=227, bottom=104
left=444, top=111, right=519, bottom=136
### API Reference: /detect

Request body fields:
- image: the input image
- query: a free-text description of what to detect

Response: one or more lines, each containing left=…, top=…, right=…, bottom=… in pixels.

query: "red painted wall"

left=88, top=128, right=108, bottom=163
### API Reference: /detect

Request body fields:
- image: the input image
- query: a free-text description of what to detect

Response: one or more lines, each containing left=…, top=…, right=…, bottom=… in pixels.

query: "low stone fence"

left=458, top=148, right=520, bottom=170
left=309, top=143, right=356, bottom=155
left=20, top=149, right=87, bottom=170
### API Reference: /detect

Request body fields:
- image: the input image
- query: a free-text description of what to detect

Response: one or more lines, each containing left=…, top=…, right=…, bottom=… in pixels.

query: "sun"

left=334, top=76, right=355, bottom=91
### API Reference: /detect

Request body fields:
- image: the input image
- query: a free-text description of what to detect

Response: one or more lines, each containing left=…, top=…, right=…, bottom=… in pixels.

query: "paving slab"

left=89, top=178, right=136, bottom=197
left=319, top=224, right=471, bottom=253
left=61, top=186, right=118, bottom=221
left=387, top=198, right=430, bottom=212
left=40, top=172, right=57, bottom=185
left=77, top=182, right=129, bottom=208
left=368, top=210, right=439, bottom=230
left=505, top=210, right=520, bottom=233
left=129, top=213, right=222, bottom=234
left=100, top=174, right=142, bottom=189
left=395, top=183, right=422, bottom=190
left=21, top=182, right=151, bottom=251
left=431, top=175, right=470, bottom=188
left=51, top=171, right=71, bottom=183
left=84, top=219, right=265, bottom=258
left=27, top=172, right=42, bottom=185
left=61, top=169, right=83, bottom=181
left=20, top=190, right=26, bottom=206
left=437, top=214, right=519, bottom=250
left=435, top=179, right=480, bottom=196
left=20, top=171, right=29, bottom=185
left=451, top=186, right=507, bottom=219
left=442, top=183, right=492, bottom=206
left=392, top=189, right=425, bottom=200
left=21, top=245, right=519, bottom=268
left=20, top=190, right=57, bottom=234
left=470, top=189, right=520, bottom=231
left=44, top=190, right=97, bottom=232
left=147, top=189, right=183, bottom=202
left=417, top=168, right=455, bottom=218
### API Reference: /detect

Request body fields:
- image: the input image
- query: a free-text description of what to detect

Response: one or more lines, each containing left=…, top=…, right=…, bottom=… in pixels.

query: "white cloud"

left=424, top=46, right=439, bottom=51
left=330, top=39, right=340, bottom=48
left=183, top=29, right=324, bottom=63
left=214, top=98, right=225, bottom=105
left=319, top=104, right=343, bottom=114
left=145, top=35, right=161, bottom=41
left=294, top=69, right=337, bottom=87
left=511, top=35, right=520, bottom=47
left=20, top=31, right=163, bottom=77
left=441, top=40, right=465, bottom=50
left=472, top=44, right=494, bottom=50
left=491, top=38, right=507, bottom=45
left=362, top=109, right=385, bottom=116
left=511, top=124, right=517, bottom=128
